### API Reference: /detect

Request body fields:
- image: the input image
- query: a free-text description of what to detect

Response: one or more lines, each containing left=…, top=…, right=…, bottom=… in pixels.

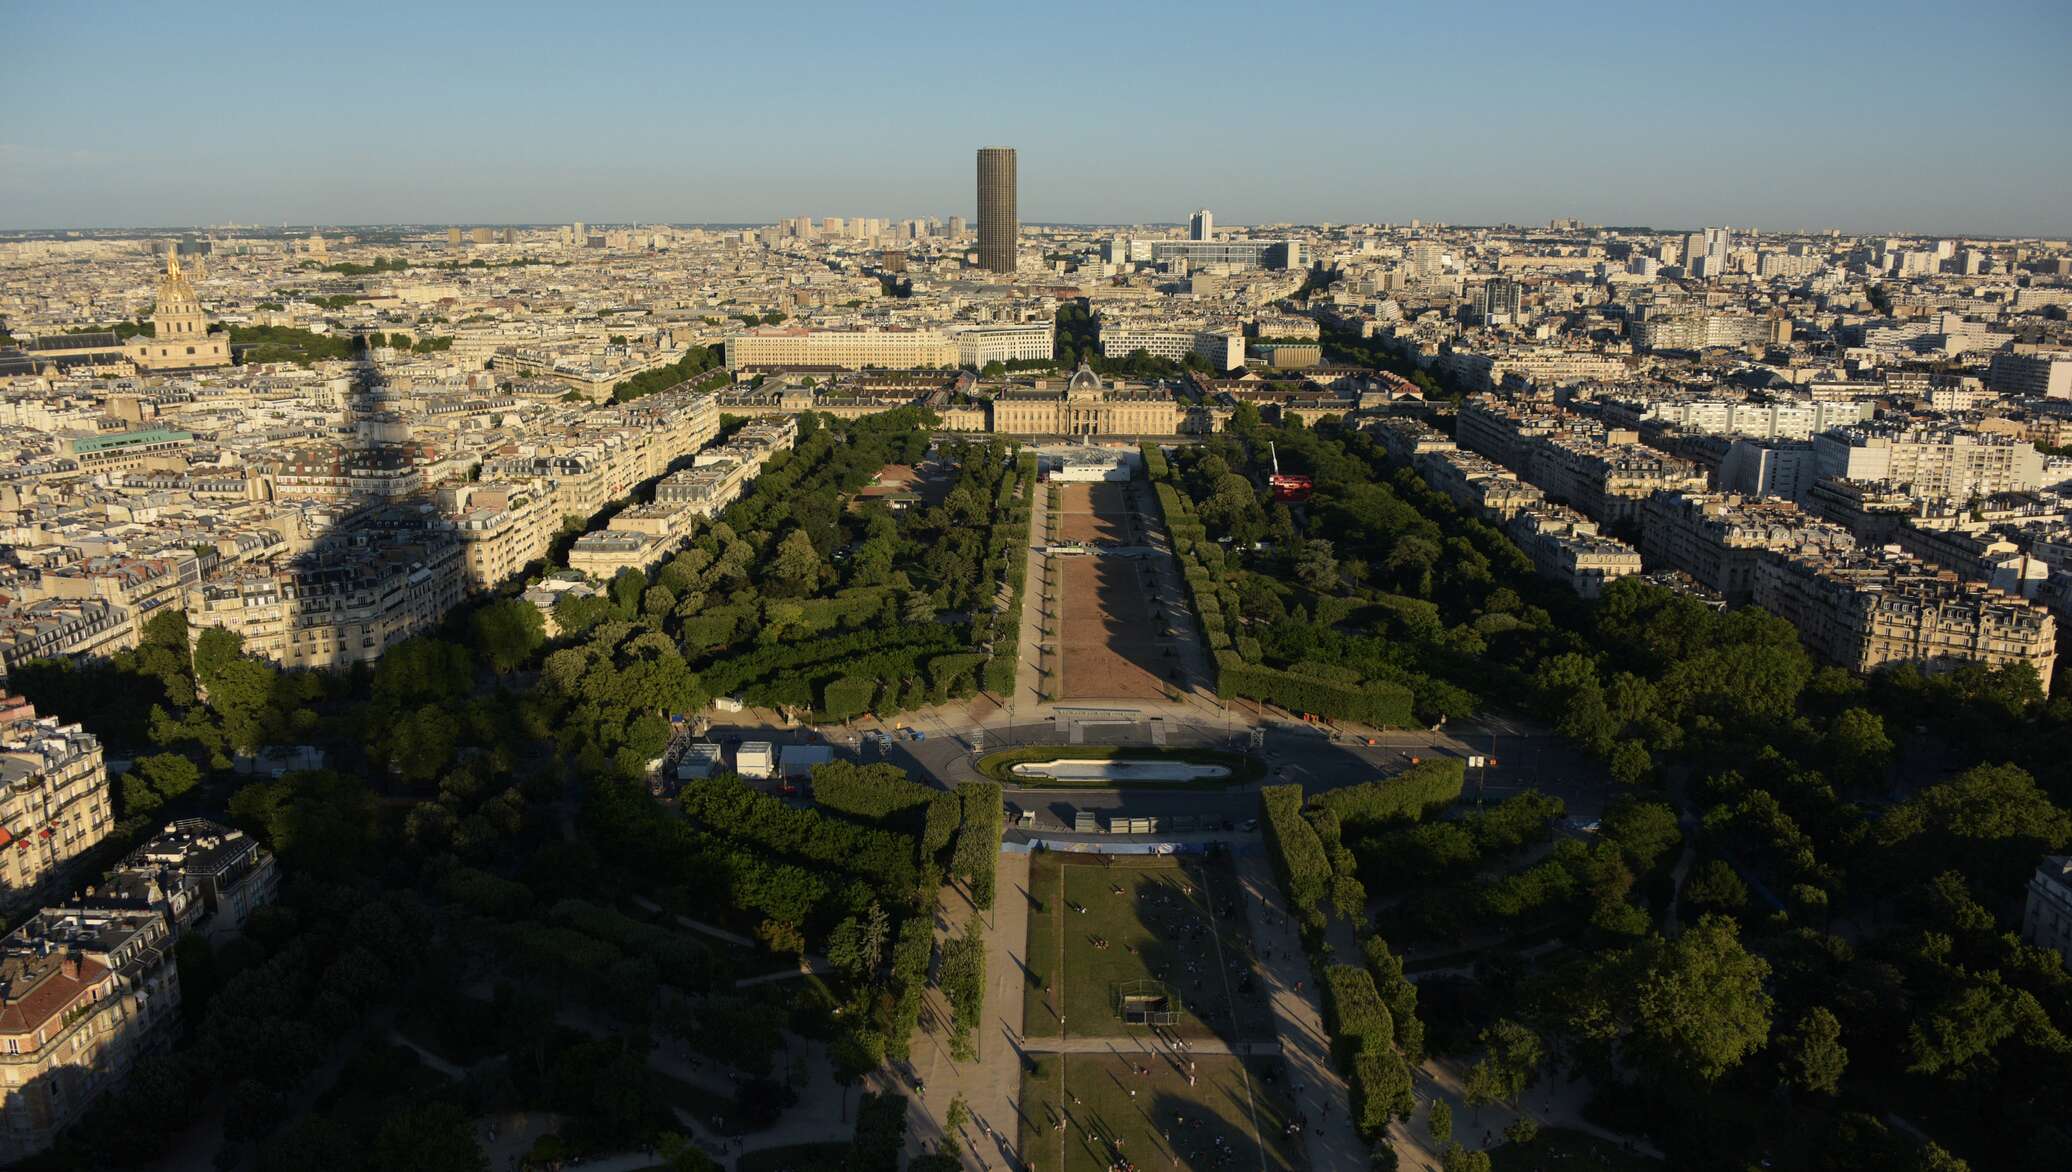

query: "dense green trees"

left=1205, top=415, right=2072, bottom=1169
left=1462, top=1018, right=1544, bottom=1108
left=610, top=345, right=725, bottom=402
left=625, top=418, right=1026, bottom=722
left=1154, top=423, right=1516, bottom=726
left=121, top=752, right=201, bottom=819
left=1779, top=1006, right=1848, bottom=1096
left=679, top=775, right=920, bottom=898
left=228, top=324, right=360, bottom=365
left=469, top=598, right=546, bottom=673
left=1631, top=914, right=1774, bottom=1083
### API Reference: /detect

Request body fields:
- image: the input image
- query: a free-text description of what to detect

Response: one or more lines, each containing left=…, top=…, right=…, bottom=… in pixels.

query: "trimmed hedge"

left=1215, top=654, right=1416, bottom=727
left=940, top=919, right=985, bottom=1060
left=923, top=792, right=962, bottom=856
left=1362, top=935, right=1426, bottom=1060
left=1351, top=1043, right=1414, bottom=1137
left=952, top=781, right=1003, bottom=910
left=883, top=915, right=934, bottom=1060
left=820, top=676, right=878, bottom=723
left=1323, top=963, right=1416, bottom=1138
left=1311, top=758, right=1465, bottom=827
left=980, top=452, right=1037, bottom=698
left=1140, top=441, right=1171, bottom=481
left=1260, top=784, right=1330, bottom=916
left=679, top=774, right=919, bottom=897
left=1322, top=964, right=1395, bottom=1067
left=810, top=761, right=936, bottom=822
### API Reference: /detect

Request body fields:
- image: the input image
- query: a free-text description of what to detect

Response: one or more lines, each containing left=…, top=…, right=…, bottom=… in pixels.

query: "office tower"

left=1695, top=226, right=1730, bottom=278
left=447, top=227, right=463, bottom=246
left=948, top=215, right=966, bottom=239
left=1480, top=277, right=1523, bottom=321
left=977, top=146, right=1018, bottom=273
left=1190, top=208, right=1214, bottom=240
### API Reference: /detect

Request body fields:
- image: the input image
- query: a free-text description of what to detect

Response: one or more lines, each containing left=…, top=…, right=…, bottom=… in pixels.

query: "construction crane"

left=1267, top=440, right=1313, bottom=503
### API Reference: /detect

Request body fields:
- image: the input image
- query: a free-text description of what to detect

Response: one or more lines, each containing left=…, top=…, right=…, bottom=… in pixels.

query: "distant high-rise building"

left=948, top=215, right=966, bottom=239
left=976, top=146, right=1018, bottom=273
left=1190, top=209, right=1214, bottom=241
left=1409, top=242, right=1445, bottom=277
left=447, top=227, right=463, bottom=246
left=1480, top=277, right=1524, bottom=322
left=1695, top=226, right=1731, bottom=278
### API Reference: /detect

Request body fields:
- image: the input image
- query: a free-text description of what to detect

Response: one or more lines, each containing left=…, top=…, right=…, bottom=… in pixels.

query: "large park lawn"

left=1019, top=1051, right=1306, bottom=1172
left=1020, top=852, right=1272, bottom=1043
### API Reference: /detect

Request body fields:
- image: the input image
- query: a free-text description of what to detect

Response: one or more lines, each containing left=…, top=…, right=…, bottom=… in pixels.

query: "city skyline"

left=5, top=21, right=2072, bottom=1159
left=3, top=0, right=2068, bottom=235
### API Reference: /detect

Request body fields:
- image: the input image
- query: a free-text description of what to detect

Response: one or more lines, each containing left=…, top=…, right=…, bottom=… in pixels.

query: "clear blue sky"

left=2, top=0, right=2067, bottom=235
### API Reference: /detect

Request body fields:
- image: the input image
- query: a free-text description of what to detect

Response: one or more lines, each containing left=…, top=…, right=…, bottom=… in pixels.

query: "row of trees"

left=610, top=345, right=725, bottom=403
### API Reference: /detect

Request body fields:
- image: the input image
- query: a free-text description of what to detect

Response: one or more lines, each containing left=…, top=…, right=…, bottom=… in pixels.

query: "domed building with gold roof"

left=1, top=247, right=233, bottom=376
left=989, top=362, right=1184, bottom=436
left=128, top=246, right=230, bottom=371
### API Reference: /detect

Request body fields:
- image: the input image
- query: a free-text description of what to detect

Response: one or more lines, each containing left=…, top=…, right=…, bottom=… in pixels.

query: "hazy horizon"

left=3, top=0, right=2068, bottom=237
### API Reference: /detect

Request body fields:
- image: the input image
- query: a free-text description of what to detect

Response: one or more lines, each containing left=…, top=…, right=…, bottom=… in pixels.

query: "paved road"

left=909, top=853, right=1034, bottom=1170
left=1233, top=852, right=1367, bottom=1171
left=698, top=708, right=1606, bottom=832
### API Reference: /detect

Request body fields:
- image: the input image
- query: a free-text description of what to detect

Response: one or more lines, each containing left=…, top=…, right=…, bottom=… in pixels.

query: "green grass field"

left=1020, top=853, right=1272, bottom=1043
left=1019, top=1051, right=1305, bottom=1172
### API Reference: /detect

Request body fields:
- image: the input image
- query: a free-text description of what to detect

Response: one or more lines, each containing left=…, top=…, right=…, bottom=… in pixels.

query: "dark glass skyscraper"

left=976, top=147, right=1018, bottom=274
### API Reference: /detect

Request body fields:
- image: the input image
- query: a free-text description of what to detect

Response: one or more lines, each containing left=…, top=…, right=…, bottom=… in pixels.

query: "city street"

left=696, top=702, right=1610, bottom=829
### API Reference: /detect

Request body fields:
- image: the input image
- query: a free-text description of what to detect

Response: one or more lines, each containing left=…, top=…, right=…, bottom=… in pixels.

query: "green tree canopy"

left=1633, top=914, right=1774, bottom=1083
